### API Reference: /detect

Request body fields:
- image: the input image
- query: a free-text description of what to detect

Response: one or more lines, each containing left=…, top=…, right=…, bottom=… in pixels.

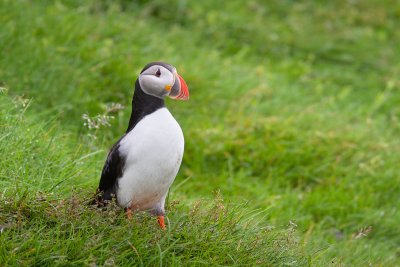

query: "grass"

left=0, top=0, right=399, bottom=265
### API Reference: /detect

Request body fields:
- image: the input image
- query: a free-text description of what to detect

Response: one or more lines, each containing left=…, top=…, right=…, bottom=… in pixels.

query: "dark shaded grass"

left=0, top=191, right=306, bottom=266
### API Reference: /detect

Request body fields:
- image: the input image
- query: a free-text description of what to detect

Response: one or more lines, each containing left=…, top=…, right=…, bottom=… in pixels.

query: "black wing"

left=97, top=139, right=126, bottom=203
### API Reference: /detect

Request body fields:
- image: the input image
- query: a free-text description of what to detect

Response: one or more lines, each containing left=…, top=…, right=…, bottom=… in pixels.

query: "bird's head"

left=138, top=62, right=189, bottom=100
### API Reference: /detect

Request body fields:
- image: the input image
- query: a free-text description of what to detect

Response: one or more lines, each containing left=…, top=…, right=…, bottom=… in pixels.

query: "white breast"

left=116, top=108, right=184, bottom=213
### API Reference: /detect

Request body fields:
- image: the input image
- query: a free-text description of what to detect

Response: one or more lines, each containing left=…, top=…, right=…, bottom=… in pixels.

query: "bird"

left=96, top=62, right=189, bottom=229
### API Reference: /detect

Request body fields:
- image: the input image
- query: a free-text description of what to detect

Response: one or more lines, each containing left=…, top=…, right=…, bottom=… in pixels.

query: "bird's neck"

left=126, top=80, right=165, bottom=132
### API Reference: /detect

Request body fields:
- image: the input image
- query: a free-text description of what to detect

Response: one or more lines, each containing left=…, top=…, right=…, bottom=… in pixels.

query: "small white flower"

left=0, top=86, right=8, bottom=94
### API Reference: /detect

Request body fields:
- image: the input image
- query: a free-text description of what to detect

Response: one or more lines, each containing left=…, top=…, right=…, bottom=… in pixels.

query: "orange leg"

left=157, top=215, right=166, bottom=230
left=126, top=207, right=132, bottom=220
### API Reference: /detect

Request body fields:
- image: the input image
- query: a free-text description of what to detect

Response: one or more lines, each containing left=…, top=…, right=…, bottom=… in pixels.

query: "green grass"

left=1, top=0, right=399, bottom=265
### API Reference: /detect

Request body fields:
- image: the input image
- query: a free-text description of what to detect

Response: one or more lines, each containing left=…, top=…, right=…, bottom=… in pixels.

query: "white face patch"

left=139, top=65, right=176, bottom=98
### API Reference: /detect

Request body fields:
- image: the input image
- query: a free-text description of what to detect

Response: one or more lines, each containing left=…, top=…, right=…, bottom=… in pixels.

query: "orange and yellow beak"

left=169, top=73, right=189, bottom=100
left=175, top=74, right=189, bottom=100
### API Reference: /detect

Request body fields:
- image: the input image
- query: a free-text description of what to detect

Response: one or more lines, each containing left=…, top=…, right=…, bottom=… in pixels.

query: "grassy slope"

left=1, top=0, right=399, bottom=265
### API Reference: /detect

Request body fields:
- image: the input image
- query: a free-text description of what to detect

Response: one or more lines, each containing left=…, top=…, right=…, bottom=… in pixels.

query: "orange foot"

left=126, top=207, right=132, bottom=220
left=157, top=215, right=166, bottom=230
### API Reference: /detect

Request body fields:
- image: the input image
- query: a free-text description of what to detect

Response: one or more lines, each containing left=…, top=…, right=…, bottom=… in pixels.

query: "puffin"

left=96, top=62, right=189, bottom=229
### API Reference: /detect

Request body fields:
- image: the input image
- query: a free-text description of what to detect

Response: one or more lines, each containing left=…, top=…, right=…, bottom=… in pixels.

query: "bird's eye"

left=155, top=69, right=161, bottom=77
